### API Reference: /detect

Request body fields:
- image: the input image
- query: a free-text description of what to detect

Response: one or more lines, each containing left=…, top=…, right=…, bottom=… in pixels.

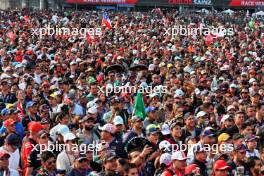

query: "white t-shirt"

left=56, top=151, right=75, bottom=172
left=0, top=147, right=20, bottom=170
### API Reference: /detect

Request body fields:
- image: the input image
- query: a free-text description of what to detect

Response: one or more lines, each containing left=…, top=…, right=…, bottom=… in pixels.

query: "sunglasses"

left=47, top=160, right=56, bottom=165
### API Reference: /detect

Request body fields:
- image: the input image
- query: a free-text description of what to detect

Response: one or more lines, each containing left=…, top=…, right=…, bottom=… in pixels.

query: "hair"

left=257, top=103, right=264, bottom=110
left=123, top=163, right=137, bottom=173
left=247, top=156, right=260, bottom=169
left=40, top=151, right=55, bottom=162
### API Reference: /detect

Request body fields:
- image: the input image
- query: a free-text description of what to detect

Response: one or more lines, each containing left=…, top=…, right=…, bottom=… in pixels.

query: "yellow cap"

left=167, top=63, right=173, bottom=68
left=218, top=133, right=230, bottom=143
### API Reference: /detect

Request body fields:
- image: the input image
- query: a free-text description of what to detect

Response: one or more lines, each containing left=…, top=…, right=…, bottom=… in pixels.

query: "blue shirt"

left=0, top=122, right=24, bottom=139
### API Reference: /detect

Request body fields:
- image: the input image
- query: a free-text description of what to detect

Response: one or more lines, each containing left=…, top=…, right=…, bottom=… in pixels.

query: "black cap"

left=6, top=134, right=21, bottom=148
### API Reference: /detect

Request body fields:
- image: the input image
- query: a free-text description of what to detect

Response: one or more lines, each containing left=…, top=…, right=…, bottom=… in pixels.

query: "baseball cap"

left=145, top=106, right=158, bottom=114
left=227, top=105, right=236, bottom=111
left=220, top=114, right=232, bottom=124
left=234, top=144, right=247, bottom=151
left=201, top=128, right=215, bottom=137
left=3, top=119, right=16, bottom=127
left=146, top=124, right=158, bottom=135
left=1, top=108, right=10, bottom=116
left=113, top=116, right=124, bottom=125
left=245, top=135, right=259, bottom=142
left=56, top=125, right=70, bottom=136
left=174, top=89, right=184, bottom=97
left=0, top=150, right=10, bottom=158
left=28, top=122, right=43, bottom=133
left=26, top=101, right=36, bottom=109
left=213, top=160, right=231, bottom=170
left=159, top=140, right=171, bottom=152
left=232, top=133, right=244, bottom=141
left=160, top=153, right=172, bottom=166
left=87, top=106, right=97, bottom=114
left=38, top=130, right=49, bottom=138
left=39, top=104, right=49, bottom=112
left=63, top=132, right=77, bottom=142
left=102, top=152, right=117, bottom=162
left=171, top=151, right=187, bottom=161
left=6, top=134, right=21, bottom=148
left=131, top=115, right=142, bottom=123
left=75, top=153, right=88, bottom=162
left=196, top=111, right=207, bottom=118
left=99, top=123, right=116, bottom=134
left=218, top=133, right=231, bottom=143
left=161, top=123, right=171, bottom=135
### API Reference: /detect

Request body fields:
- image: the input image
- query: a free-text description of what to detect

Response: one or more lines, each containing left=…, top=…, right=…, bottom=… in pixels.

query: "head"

left=0, top=151, right=10, bottom=171
left=40, top=151, right=56, bottom=172
left=248, top=156, right=262, bottom=176
left=124, top=163, right=139, bottom=176
left=100, top=123, right=115, bottom=142
left=103, top=153, right=118, bottom=172
left=233, top=144, right=247, bottom=163
left=170, top=122, right=182, bottom=139
left=171, top=151, right=187, bottom=171
left=234, top=112, right=245, bottom=126
left=213, top=160, right=231, bottom=176
left=131, top=116, right=143, bottom=130
left=83, top=116, right=95, bottom=131
left=74, top=156, right=88, bottom=170
left=184, top=114, right=195, bottom=128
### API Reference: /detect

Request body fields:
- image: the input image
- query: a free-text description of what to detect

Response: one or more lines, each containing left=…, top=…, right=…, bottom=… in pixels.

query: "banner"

left=66, top=0, right=138, bottom=4
left=229, top=0, right=264, bottom=7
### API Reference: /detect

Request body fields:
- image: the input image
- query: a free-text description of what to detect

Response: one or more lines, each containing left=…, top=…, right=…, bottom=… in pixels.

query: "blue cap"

left=145, top=106, right=158, bottom=114
left=201, top=129, right=215, bottom=137
left=146, top=124, right=158, bottom=135
left=1, top=108, right=10, bottom=116
left=26, top=101, right=36, bottom=109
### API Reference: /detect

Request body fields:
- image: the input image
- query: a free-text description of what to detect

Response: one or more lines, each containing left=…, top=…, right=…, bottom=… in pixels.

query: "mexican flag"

left=133, top=92, right=146, bottom=120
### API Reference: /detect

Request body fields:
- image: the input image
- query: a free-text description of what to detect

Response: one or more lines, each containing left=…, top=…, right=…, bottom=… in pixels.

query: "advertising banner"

left=66, top=0, right=138, bottom=4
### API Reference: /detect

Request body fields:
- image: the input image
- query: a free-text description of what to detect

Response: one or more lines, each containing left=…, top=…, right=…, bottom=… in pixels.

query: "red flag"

left=86, top=32, right=92, bottom=44
left=102, top=12, right=112, bottom=29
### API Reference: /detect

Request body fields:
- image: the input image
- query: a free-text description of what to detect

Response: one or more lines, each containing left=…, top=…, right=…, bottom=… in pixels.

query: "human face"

left=104, top=159, right=117, bottom=172
left=173, top=160, right=186, bottom=171
left=0, top=156, right=9, bottom=170
left=127, top=168, right=139, bottom=176
left=44, top=157, right=56, bottom=171
left=214, top=169, right=229, bottom=176
left=185, top=116, right=195, bottom=127
left=77, top=158, right=88, bottom=170
left=236, top=150, right=246, bottom=162
left=247, top=107, right=256, bottom=117
left=196, top=151, right=207, bottom=162
left=234, top=114, right=244, bottom=126
left=39, top=134, right=49, bottom=145
left=171, top=125, right=182, bottom=139
left=148, top=133, right=159, bottom=144
left=242, top=126, right=254, bottom=136
left=101, top=131, right=112, bottom=141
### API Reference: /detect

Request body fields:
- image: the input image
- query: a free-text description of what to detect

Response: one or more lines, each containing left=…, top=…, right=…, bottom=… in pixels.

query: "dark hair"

left=257, top=103, right=264, bottom=110
left=247, top=156, right=260, bottom=169
left=40, top=151, right=55, bottom=162
left=123, top=163, right=137, bottom=173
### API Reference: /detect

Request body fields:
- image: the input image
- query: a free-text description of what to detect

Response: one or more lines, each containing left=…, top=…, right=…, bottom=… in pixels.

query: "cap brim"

left=217, top=166, right=231, bottom=170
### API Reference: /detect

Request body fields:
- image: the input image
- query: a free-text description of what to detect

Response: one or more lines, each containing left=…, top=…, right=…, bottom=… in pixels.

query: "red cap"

left=42, top=81, right=50, bottom=87
left=213, top=160, right=231, bottom=171
left=249, top=70, right=256, bottom=74
left=0, top=150, right=10, bottom=158
left=185, top=164, right=199, bottom=175
left=28, top=121, right=43, bottom=133
left=3, top=119, right=16, bottom=127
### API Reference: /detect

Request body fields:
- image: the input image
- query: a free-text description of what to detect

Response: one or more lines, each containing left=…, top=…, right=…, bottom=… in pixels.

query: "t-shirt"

left=0, top=147, right=20, bottom=170
left=27, top=145, right=41, bottom=170
left=56, top=151, right=75, bottom=172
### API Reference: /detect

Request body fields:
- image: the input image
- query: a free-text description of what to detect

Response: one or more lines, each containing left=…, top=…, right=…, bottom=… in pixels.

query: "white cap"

left=87, top=106, right=97, bottom=114
left=99, top=123, right=116, bottom=134
left=230, top=83, right=238, bottom=88
left=113, top=116, right=124, bottom=125
left=63, top=132, right=76, bottom=142
left=249, top=78, right=256, bottom=84
left=174, top=89, right=184, bottom=97
left=220, top=114, right=231, bottom=124
left=70, top=61, right=77, bottom=66
left=148, top=64, right=155, bottom=71
left=87, top=101, right=96, bottom=109
left=159, top=140, right=171, bottom=151
left=56, top=125, right=70, bottom=136
left=227, top=105, right=236, bottom=111
left=160, top=153, right=172, bottom=166
left=171, top=151, right=187, bottom=161
left=161, top=124, right=171, bottom=135
left=196, top=111, right=207, bottom=118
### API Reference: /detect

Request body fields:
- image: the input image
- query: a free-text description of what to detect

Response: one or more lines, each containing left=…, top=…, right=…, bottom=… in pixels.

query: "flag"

left=86, top=32, right=92, bottom=44
left=133, top=92, right=146, bottom=120
left=102, top=12, right=112, bottom=29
